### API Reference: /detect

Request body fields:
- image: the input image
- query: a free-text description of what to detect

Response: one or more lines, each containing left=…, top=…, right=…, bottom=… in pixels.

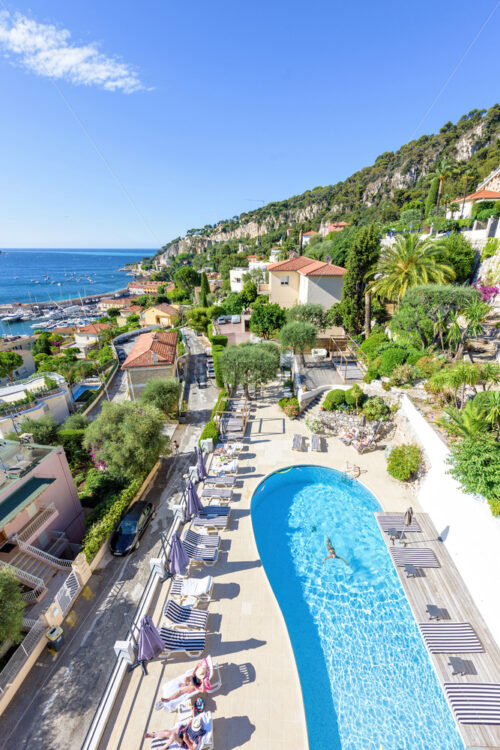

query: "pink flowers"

left=474, top=282, right=499, bottom=302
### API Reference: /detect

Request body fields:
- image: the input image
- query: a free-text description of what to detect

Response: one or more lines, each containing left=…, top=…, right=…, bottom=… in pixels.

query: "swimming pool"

left=72, top=384, right=99, bottom=401
left=251, top=465, right=464, bottom=750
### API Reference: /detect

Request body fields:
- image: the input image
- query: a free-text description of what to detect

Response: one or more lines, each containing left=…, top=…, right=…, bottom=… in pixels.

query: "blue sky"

left=0, top=0, right=499, bottom=249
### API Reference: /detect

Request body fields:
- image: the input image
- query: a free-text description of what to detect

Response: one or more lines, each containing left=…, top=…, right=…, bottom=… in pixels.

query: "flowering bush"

left=283, top=398, right=300, bottom=419
left=473, top=281, right=498, bottom=303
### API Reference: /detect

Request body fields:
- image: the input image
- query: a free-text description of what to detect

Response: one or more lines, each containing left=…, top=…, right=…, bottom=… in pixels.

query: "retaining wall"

left=400, top=395, right=500, bottom=646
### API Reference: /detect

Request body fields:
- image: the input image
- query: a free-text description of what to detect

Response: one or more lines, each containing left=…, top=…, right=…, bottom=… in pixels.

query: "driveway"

left=0, top=326, right=218, bottom=750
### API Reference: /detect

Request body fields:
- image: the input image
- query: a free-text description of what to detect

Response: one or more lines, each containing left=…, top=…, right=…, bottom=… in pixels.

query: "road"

left=0, top=327, right=218, bottom=750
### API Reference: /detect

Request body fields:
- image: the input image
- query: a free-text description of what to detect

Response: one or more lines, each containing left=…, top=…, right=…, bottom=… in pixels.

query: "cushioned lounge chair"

left=184, top=529, right=220, bottom=549
left=444, top=683, right=500, bottom=724
left=150, top=711, right=214, bottom=749
left=170, top=576, right=213, bottom=606
left=159, top=626, right=206, bottom=657
left=418, top=622, right=484, bottom=653
left=163, top=599, right=209, bottom=630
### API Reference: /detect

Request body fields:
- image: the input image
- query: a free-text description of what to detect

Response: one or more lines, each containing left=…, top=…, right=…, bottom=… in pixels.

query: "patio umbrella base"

left=128, top=659, right=148, bottom=676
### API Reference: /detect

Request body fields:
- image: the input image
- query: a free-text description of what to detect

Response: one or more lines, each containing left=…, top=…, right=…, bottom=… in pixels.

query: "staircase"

left=9, top=549, right=58, bottom=585
left=296, top=392, right=323, bottom=421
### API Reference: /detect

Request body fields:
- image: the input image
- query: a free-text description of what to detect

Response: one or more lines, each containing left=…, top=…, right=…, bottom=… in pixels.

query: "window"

left=280, top=275, right=289, bottom=286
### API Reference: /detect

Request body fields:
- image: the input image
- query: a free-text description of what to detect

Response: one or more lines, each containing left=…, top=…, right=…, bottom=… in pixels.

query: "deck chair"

left=163, top=599, right=208, bottom=630
left=184, top=528, right=221, bottom=549
left=151, top=712, right=214, bottom=749
left=159, top=626, right=206, bottom=657
left=292, top=434, right=303, bottom=451
left=170, top=576, right=213, bottom=606
left=156, top=660, right=216, bottom=713
left=183, top=539, right=219, bottom=566
left=204, top=475, right=236, bottom=487
left=191, top=514, right=229, bottom=532
left=352, top=435, right=375, bottom=454
left=201, top=488, right=233, bottom=500
left=311, top=434, right=322, bottom=451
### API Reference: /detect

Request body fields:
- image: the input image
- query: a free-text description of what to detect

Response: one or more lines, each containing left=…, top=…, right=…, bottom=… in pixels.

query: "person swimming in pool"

left=321, top=535, right=349, bottom=566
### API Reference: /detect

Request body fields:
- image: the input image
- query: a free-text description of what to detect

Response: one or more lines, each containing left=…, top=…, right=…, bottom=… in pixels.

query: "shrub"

left=378, top=347, right=407, bottom=377
left=414, top=356, right=443, bottom=378
left=387, top=444, right=421, bottom=481
left=323, top=389, right=347, bottom=411
left=58, top=428, right=86, bottom=467
left=210, top=389, right=227, bottom=420
left=360, top=331, right=388, bottom=359
left=278, top=397, right=290, bottom=410
left=344, top=384, right=365, bottom=409
left=199, top=420, right=219, bottom=445
left=389, top=364, right=416, bottom=386
left=363, top=366, right=379, bottom=383
left=481, top=237, right=499, bottom=260
left=212, top=344, right=225, bottom=388
left=210, top=334, right=228, bottom=347
left=283, top=378, right=293, bottom=390
left=283, top=398, right=300, bottom=419
left=362, top=396, right=390, bottom=422
left=405, top=349, right=426, bottom=366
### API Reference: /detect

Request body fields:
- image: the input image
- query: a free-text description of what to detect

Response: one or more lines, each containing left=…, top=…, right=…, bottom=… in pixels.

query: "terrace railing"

left=15, top=503, right=58, bottom=543
left=0, top=559, right=45, bottom=592
left=13, top=538, right=73, bottom=569
left=0, top=620, right=46, bottom=696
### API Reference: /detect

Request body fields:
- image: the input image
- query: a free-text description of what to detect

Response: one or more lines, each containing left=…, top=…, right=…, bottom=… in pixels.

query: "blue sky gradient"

left=0, top=0, right=499, bottom=248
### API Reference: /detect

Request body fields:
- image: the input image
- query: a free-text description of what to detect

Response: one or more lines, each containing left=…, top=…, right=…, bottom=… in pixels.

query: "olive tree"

left=280, top=322, right=317, bottom=365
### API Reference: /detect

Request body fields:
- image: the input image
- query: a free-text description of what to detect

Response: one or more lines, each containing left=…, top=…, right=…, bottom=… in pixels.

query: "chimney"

left=151, top=351, right=158, bottom=364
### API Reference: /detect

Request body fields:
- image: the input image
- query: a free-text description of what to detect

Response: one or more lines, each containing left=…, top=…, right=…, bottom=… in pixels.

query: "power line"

left=409, top=0, right=500, bottom=140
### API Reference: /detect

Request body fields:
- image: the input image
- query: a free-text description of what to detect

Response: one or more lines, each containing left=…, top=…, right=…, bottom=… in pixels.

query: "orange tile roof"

left=149, top=303, right=178, bottom=315
left=76, top=322, right=111, bottom=335
left=122, top=330, right=177, bottom=369
left=51, top=326, right=76, bottom=334
left=99, top=297, right=129, bottom=307
left=460, top=189, right=500, bottom=202
left=267, top=257, right=346, bottom=276
left=302, top=230, right=319, bottom=236
left=121, top=305, right=142, bottom=314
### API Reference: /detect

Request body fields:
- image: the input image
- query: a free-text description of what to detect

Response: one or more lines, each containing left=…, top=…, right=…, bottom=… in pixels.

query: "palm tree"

left=366, top=234, right=455, bottom=301
left=430, top=157, right=458, bottom=215
left=479, top=391, right=500, bottom=435
left=460, top=165, right=476, bottom=219
left=448, top=297, right=490, bottom=360
left=479, top=362, right=500, bottom=391
left=437, top=401, right=487, bottom=438
left=433, top=310, right=448, bottom=351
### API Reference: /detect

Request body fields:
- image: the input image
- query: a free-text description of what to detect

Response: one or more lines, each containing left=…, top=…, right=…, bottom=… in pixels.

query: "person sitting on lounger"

left=161, top=661, right=209, bottom=704
left=145, top=715, right=206, bottom=750
left=321, top=536, right=349, bottom=566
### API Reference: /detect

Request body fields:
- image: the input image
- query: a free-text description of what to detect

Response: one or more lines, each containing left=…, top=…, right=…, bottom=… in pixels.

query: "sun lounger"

left=339, top=428, right=359, bottom=445
left=170, top=576, right=213, bottom=606
left=192, top=514, right=229, bottom=532
left=156, top=660, right=219, bottom=714
left=444, top=683, right=500, bottom=725
left=418, top=623, right=484, bottom=653
left=201, top=488, right=233, bottom=500
left=311, top=434, right=322, bottom=452
left=151, top=711, right=214, bottom=749
left=198, top=505, right=230, bottom=517
left=378, top=515, right=421, bottom=533
left=159, top=626, right=206, bottom=657
left=183, top=540, right=219, bottom=566
left=352, top=435, right=375, bottom=454
left=184, top=529, right=220, bottom=548
left=292, top=434, right=303, bottom=451
left=204, top=475, right=236, bottom=487
left=390, top=547, right=440, bottom=568
left=163, top=600, right=209, bottom=630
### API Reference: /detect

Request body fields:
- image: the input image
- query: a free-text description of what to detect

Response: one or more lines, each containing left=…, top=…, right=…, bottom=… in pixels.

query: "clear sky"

left=0, top=0, right=499, bottom=249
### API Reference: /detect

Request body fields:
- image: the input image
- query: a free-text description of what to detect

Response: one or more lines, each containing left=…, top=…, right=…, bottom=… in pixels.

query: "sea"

left=0, top=248, right=151, bottom=335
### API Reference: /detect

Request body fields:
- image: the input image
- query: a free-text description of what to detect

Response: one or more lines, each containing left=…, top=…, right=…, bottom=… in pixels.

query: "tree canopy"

left=84, top=401, right=167, bottom=480
left=141, top=378, right=182, bottom=414
left=280, top=322, right=317, bottom=364
left=18, top=414, right=59, bottom=445
left=0, top=352, right=23, bottom=381
left=174, top=266, right=200, bottom=292
left=249, top=303, right=286, bottom=339
left=340, top=224, right=380, bottom=333
left=287, top=303, right=326, bottom=329
left=219, top=342, right=280, bottom=397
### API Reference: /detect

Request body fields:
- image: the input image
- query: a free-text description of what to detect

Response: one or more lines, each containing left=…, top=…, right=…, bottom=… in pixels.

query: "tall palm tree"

left=366, top=234, right=455, bottom=301
left=460, top=165, right=476, bottom=219
left=431, top=157, right=458, bottom=215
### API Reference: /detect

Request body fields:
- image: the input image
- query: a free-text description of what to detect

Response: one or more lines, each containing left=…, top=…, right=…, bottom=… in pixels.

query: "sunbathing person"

left=161, top=661, right=210, bottom=706
left=145, top=715, right=206, bottom=750
left=321, top=536, right=349, bottom=566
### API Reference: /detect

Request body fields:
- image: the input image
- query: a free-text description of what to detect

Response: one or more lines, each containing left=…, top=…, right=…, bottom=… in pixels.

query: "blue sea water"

left=251, top=465, right=464, bottom=750
left=0, top=248, right=150, bottom=333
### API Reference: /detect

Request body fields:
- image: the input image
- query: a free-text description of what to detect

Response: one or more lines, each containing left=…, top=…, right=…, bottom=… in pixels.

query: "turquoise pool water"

left=251, top=465, right=464, bottom=750
left=72, top=384, right=99, bottom=401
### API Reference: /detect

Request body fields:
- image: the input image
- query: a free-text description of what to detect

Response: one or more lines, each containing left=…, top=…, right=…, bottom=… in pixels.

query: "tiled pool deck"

left=97, top=388, right=417, bottom=750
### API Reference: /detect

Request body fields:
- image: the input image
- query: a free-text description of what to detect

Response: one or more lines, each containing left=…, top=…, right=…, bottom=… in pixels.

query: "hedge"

left=212, top=344, right=225, bottom=388
left=210, top=335, right=228, bottom=347
left=378, top=347, right=408, bottom=377
left=210, top=389, right=227, bottom=420
left=81, top=476, right=144, bottom=562
left=323, top=389, right=347, bottom=410
left=199, top=420, right=219, bottom=446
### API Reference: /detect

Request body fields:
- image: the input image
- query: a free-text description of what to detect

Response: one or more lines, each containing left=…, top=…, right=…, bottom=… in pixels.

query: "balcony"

left=14, top=503, right=59, bottom=545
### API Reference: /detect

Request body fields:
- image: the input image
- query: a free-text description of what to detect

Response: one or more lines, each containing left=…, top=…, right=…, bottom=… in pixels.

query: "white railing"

left=15, top=503, right=58, bottom=543
left=0, top=620, right=46, bottom=696
left=0, top=559, right=45, bottom=590
left=13, top=538, right=72, bottom=569
left=55, top=571, right=81, bottom=616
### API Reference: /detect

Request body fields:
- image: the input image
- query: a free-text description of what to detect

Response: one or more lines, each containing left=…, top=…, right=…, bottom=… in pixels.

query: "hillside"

left=158, top=104, right=500, bottom=260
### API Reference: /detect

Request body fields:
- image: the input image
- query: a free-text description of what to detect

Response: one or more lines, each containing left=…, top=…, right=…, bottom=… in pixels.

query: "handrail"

left=13, top=538, right=73, bottom=569
left=15, top=503, right=58, bottom=542
left=0, top=559, right=45, bottom=589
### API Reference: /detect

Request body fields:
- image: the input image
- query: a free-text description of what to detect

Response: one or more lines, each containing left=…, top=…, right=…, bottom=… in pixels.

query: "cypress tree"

left=200, top=273, right=210, bottom=307
left=425, top=176, right=440, bottom=217
left=340, top=225, right=380, bottom=334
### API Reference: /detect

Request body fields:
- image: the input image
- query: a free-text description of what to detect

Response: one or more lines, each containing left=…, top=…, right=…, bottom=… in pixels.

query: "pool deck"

left=377, top=512, right=500, bottom=750
left=95, top=386, right=423, bottom=750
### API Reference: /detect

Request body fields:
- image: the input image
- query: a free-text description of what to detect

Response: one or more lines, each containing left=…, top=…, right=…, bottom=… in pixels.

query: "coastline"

left=1, top=287, right=128, bottom=311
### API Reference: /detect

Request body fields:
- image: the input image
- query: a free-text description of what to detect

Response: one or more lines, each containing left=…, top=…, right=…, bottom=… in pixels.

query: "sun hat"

left=195, top=663, right=207, bottom=679
left=191, top=715, right=202, bottom=732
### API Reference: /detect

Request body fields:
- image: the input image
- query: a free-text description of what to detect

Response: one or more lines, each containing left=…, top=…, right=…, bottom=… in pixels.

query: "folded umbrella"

left=128, top=615, right=165, bottom=675
left=170, top=531, right=189, bottom=576
left=186, top=480, right=203, bottom=519
left=196, top=446, right=207, bottom=480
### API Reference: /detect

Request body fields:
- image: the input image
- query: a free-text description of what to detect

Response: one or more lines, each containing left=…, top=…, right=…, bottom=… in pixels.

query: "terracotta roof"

left=99, top=297, right=129, bottom=307
left=128, top=280, right=164, bottom=288
left=460, top=189, right=500, bottom=202
left=121, top=330, right=178, bottom=369
left=267, top=257, right=346, bottom=276
left=148, top=303, right=178, bottom=316
left=121, top=305, right=142, bottom=315
left=76, top=323, right=111, bottom=335
left=51, top=326, right=76, bottom=334
left=325, top=222, right=348, bottom=232
left=302, top=230, right=318, bottom=236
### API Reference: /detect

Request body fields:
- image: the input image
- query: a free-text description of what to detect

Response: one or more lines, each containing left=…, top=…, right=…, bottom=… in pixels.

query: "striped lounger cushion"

left=163, top=600, right=208, bottom=629
left=201, top=488, right=233, bottom=499
left=204, top=476, right=235, bottom=486
left=159, top=626, right=206, bottom=654
left=377, top=515, right=421, bottom=533
left=199, top=505, right=230, bottom=517
left=444, top=683, right=500, bottom=724
left=183, top=540, right=218, bottom=562
left=193, top=515, right=228, bottom=530
left=390, top=547, right=440, bottom=567
left=184, top=529, right=220, bottom=548
left=418, top=623, right=484, bottom=653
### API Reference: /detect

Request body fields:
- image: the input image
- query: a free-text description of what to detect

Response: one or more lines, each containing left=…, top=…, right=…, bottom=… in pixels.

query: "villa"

left=267, top=256, right=346, bottom=308
left=141, top=303, right=180, bottom=328
left=74, top=322, right=111, bottom=357
left=0, top=372, right=71, bottom=438
left=128, top=280, right=166, bottom=296
left=121, top=329, right=178, bottom=400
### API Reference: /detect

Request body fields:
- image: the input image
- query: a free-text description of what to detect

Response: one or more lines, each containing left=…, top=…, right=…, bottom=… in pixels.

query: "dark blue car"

left=109, top=501, right=155, bottom=556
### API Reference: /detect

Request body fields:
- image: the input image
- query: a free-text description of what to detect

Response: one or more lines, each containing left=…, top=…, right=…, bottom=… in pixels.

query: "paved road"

left=0, top=327, right=218, bottom=750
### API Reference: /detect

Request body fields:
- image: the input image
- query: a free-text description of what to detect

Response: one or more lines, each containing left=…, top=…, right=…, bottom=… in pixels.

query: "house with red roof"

left=74, top=322, right=111, bottom=356
left=267, top=256, right=346, bottom=309
left=322, top=221, right=348, bottom=236
left=449, top=165, right=500, bottom=217
left=121, top=330, right=178, bottom=400
left=301, top=230, right=319, bottom=247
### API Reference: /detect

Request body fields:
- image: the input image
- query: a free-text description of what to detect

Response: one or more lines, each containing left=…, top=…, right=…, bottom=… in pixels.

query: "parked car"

left=217, top=316, right=226, bottom=324
left=109, top=501, right=155, bottom=556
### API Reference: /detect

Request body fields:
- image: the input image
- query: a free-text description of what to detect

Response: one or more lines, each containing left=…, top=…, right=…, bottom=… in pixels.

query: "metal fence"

left=0, top=620, right=46, bottom=696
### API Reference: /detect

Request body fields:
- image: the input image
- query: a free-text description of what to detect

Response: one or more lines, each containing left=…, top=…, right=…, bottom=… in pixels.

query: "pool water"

left=251, top=465, right=464, bottom=750
left=72, top=384, right=99, bottom=401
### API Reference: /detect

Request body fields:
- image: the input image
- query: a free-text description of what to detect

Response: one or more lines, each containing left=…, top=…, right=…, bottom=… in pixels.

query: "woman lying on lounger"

left=161, top=661, right=210, bottom=705
left=145, top=715, right=206, bottom=750
left=321, top=536, right=349, bottom=566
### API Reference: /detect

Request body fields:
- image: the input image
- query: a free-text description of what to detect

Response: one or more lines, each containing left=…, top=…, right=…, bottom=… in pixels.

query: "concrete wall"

left=0, top=390, right=71, bottom=438
left=269, top=270, right=300, bottom=307
left=299, top=275, right=344, bottom=307
left=400, top=395, right=500, bottom=647
left=126, top=364, right=176, bottom=400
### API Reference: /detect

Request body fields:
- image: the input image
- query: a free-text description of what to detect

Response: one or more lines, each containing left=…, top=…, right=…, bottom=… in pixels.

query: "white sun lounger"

left=390, top=547, right=440, bottom=568
left=151, top=711, right=214, bottom=749
left=170, top=576, right=213, bottom=606
left=418, top=623, right=484, bottom=653
left=444, top=683, right=500, bottom=725
left=311, top=434, right=322, bottom=451
left=292, top=434, right=303, bottom=451
left=191, top=514, right=229, bottom=532
left=201, top=488, right=233, bottom=500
